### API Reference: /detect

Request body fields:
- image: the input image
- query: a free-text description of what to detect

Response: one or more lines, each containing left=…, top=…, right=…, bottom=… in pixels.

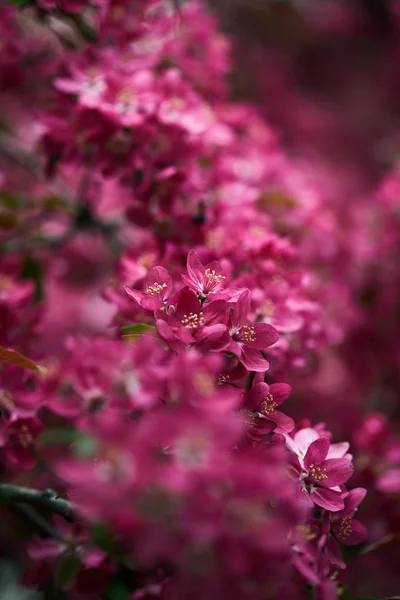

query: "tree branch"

left=0, top=484, right=74, bottom=520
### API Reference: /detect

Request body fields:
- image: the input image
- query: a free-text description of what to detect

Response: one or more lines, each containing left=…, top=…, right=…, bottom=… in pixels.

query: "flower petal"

left=270, top=410, right=294, bottom=434
left=203, top=300, right=229, bottom=325
left=337, top=487, right=367, bottom=517
left=195, top=324, right=230, bottom=352
left=186, top=250, right=204, bottom=287
left=244, top=382, right=270, bottom=411
left=333, top=518, right=367, bottom=545
left=231, top=290, right=251, bottom=330
left=248, top=322, right=279, bottom=350
left=240, top=346, right=269, bottom=372
left=321, top=458, right=353, bottom=488
left=146, top=266, right=172, bottom=296
left=269, top=382, right=291, bottom=406
left=304, top=437, right=330, bottom=469
left=175, top=289, right=202, bottom=321
left=311, top=487, right=345, bottom=512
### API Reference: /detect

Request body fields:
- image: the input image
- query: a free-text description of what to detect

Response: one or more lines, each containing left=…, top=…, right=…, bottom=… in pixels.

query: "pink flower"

left=242, top=382, right=294, bottom=437
left=285, top=430, right=353, bottom=511
left=228, top=290, right=279, bottom=372
left=331, top=487, right=367, bottom=545
left=0, top=410, right=43, bottom=469
left=156, top=289, right=230, bottom=352
left=124, top=266, right=174, bottom=311
left=181, top=250, right=228, bottom=299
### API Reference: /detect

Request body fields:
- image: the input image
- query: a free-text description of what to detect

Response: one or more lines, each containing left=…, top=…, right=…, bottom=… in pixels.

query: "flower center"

left=116, top=87, right=137, bottom=114
left=240, top=408, right=255, bottom=427
left=241, top=323, right=256, bottom=343
left=203, top=269, right=225, bottom=290
left=337, top=517, right=352, bottom=540
left=17, top=425, right=34, bottom=448
left=146, top=282, right=167, bottom=296
left=181, top=312, right=204, bottom=330
left=262, top=299, right=275, bottom=317
left=307, top=463, right=328, bottom=482
left=261, top=393, right=277, bottom=416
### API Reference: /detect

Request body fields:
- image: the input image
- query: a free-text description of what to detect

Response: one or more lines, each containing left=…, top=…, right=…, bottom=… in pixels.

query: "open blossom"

left=124, top=266, right=174, bottom=310
left=228, top=290, right=279, bottom=371
left=156, top=288, right=231, bottom=352
left=330, top=487, right=367, bottom=545
left=285, top=428, right=354, bottom=511
left=181, top=250, right=228, bottom=299
left=242, top=381, right=294, bottom=438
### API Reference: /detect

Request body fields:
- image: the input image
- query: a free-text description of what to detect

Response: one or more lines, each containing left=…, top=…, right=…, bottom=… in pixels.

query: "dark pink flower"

left=331, top=487, right=367, bottom=545
left=0, top=411, right=43, bottom=470
left=301, top=437, right=353, bottom=511
left=285, top=430, right=353, bottom=511
left=181, top=250, right=227, bottom=299
left=228, top=290, right=279, bottom=372
left=156, top=289, right=230, bottom=352
left=124, top=266, right=173, bottom=311
left=243, top=382, right=294, bottom=437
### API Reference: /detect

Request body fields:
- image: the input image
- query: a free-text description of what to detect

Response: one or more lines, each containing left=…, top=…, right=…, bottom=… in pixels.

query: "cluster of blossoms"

left=0, top=0, right=399, bottom=599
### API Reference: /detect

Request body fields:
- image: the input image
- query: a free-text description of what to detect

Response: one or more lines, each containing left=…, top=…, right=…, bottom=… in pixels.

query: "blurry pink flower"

left=0, top=410, right=43, bottom=469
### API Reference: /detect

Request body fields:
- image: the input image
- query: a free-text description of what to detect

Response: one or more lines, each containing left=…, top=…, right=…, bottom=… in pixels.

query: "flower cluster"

left=1, top=0, right=400, bottom=598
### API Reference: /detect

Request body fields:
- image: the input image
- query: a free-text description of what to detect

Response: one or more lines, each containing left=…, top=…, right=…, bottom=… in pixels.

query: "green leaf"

left=105, top=578, right=130, bottom=600
left=55, top=553, right=80, bottom=590
left=121, top=324, right=156, bottom=334
left=40, top=429, right=98, bottom=456
left=40, top=429, right=82, bottom=446
left=21, top=256, right=43, bottom=302
left=73, top=434, right=98, bottom=457
left=0, top=193, right=25, bottom=208
left=91, top=522, right=116, bottom=554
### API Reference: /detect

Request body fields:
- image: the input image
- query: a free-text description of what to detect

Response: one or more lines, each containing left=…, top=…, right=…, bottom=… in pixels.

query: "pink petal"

left=326, top=536, right=346, bottom=569
left=333, top=518, right=367, bottom=545
left=326, top=442, right=350, bottom=459
left=293, top=428, right=320, bottom=458
left=249, top=322, right=279, bottom=350
left=123, top=286, right=161, bottom=311
left=377, top=468, right=400, bottom=493
left=338, top=487, right=367, bottom=517
left=244, top=382, right=270, bottom=411
left=146, top=266, right=173, bottom=296
left=321, top=458, right=353, bottom=488
left=311, top=487, right=345, bottom=512
left=271, top=410, right=294, bottom=434
left=240, top=346, right=269, bottom=373
left=186, top=250, right=204, bottom=286
left=175, top=289, right=202, bottom=320
left=269, top=382, right=291, bottom=406
left=203, top=300, right=229, bottom=325
left=231, top=290, right=251, bottom=329
left=304, top=437, right=330, bottom=469
left=195, top=325, right=230, bottom=352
